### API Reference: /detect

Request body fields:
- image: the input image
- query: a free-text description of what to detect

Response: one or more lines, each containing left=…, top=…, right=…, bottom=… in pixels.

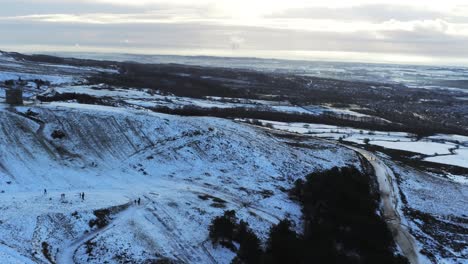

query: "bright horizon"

left=2, top=0, right=468, bottom=66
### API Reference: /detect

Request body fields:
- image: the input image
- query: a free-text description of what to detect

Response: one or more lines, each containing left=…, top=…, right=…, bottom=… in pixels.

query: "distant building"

left=5, top=88, right=23, bottom=105
left=4, top=79, right=24, bottom=105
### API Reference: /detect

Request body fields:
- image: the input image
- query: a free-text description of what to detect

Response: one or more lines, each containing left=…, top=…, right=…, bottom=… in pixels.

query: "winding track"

left=251, top=124, right=422, bottom=263
left=347, top=146, right=420, bottom=264
left=53, top=178, right=282, bottom=264
left=56, top=205, right=135, bottom=264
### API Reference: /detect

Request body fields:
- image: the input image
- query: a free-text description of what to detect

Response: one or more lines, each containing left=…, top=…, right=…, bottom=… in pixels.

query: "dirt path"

left=285, top=131, right=421, bottom=264
left=56, top=206, right=135, bottom=264
left=349, top=147, right=420, bottom=264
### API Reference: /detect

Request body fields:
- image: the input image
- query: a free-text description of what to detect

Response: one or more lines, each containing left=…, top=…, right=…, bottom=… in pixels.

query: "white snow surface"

left=55, top=85, right=319, bottom=115
left=370, top=141, right=454, bottom=156
left=0, top=70, right=75, bottom=85
left=257, top=120, right=468, bottom=168
left=424, top=148, right=468, bottom=169
left=388, top=162, right=468, bottom=263
left=0, top=102, right=359, bottom=263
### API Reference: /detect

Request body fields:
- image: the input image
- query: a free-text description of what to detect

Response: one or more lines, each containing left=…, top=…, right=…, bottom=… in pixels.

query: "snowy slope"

left=387, top=161, right=468, bottom=263
left=0, top=102, right=358, bottom=263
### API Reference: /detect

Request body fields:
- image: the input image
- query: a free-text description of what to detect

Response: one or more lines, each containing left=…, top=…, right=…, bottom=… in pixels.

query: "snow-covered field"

left=0, top=70, right=75, bottom=85
left=52, top=85, right=324, bottom=115
left=0, top=52, right=118, bottom=101
left=424, top=148, right=468, bottom=169
left=26, top=81, right=390, bottom=123
left=252, top=120, right=468, bottom=169
left=0, top=102, right=359, bottom=263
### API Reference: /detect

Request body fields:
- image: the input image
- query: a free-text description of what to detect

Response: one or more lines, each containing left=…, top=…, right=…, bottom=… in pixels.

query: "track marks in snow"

left=144, top=202, right=212, bottom=264
left=56, top=203, right=133, bottom=264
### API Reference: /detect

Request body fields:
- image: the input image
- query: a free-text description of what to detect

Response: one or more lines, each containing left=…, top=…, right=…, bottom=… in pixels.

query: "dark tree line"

left=209, top=210, right=298, bottom=264
left=37, top=92, right=110, bottom=105
left=151, top=105, right=451, bottom=137
left=209, top=167, right=408, bottom=264
left=88, top=63, right=246, bottom=99
left=209, top=210, right=263, bottom=262
left=289, top=166, right=408, bottom=264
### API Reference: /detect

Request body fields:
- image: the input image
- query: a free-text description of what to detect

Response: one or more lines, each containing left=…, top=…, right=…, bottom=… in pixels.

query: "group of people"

left=43, top=189, right=143, bottom=206
left=43, top=189, right=86, bottom=201
left=134, top=197, right=141, bottom=206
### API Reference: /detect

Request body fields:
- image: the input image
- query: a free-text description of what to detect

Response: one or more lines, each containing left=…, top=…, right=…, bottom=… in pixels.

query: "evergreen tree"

left=209, top=210, right=238, bottom=245
left=264, top=219, right=301, bottom=264
left=232, top=220, right=263, bottom=264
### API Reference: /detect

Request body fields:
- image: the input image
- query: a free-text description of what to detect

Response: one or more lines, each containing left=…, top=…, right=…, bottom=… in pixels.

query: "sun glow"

left=2, top=0, right=468, bottom=65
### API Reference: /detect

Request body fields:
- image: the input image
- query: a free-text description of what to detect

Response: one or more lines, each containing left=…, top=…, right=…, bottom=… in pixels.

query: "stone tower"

left=5, top=88, right=24, bottom=105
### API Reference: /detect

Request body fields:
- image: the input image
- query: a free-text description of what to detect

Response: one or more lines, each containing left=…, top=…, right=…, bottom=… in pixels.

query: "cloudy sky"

left=1, top=0, right=468, bottom=65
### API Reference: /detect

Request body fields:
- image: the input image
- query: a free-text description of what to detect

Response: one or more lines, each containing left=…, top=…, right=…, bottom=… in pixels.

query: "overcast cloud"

left=1, top=0, right=468, bottom=65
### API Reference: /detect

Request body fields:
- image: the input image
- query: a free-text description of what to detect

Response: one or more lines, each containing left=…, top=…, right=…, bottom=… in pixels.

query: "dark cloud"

left=0, top=20, right=242, bottom=50
left=1, top=19, right=467, bottom=58
left=0, top=0, right=213, bottom=17
left=0, top=0, right=141, bottom=16
left=0, top=1, right=467, bottom=64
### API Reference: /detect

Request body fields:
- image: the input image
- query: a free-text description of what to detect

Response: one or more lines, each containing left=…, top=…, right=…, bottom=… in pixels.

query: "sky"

left=1, top=0, right=468, bottom=65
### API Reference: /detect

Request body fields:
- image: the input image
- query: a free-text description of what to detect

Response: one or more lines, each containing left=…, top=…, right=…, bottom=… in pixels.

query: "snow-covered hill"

left=1, top=51, right=465, bottom=264
left=0, top=102, right=358, bottom=263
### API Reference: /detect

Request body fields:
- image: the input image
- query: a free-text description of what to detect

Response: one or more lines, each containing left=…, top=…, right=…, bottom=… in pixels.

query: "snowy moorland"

left=0, top=103, right=359, bottom=263
left=0, top=51, right=467, bottom=263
